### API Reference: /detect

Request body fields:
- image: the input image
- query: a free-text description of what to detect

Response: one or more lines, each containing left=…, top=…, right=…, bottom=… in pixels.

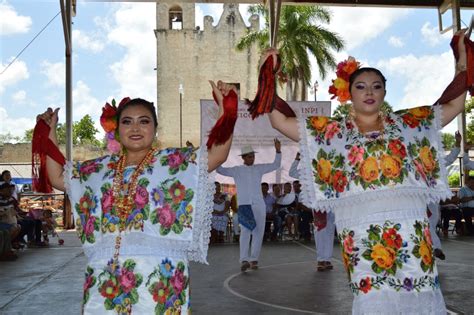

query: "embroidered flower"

left=170, top=269, right=186, bottom=296
left=382, top=228, right=402, bottom=249
left=332, top=170, right=348, bottom=193
left=324, top=121, right=341, bottom=140
left=317, top=158, right=332, bottom=183
left=403, top=277, right=414, bottom=291
left=152, top=281, right=170, bottom=304
left=101, top=188, right=114, bottom=213
left=419, top=146, right=436, bottom=173
left=167, top=151, right=185, bottom=169
left=343, top=234, right=355, bottom=254
left=169, top=182, right=186, bottom=204
left=419, top=240, right=433, bottom=267
left=160, top=258, right=175, bottom=278
left=423, top=227, right=433, bottom=247
left=84, top=216, right=96, bottom=236
left=409, top=107, right=431, bottom=120
left=359, top=277, right=372, bottom=294
left=370, top=243, right=396, bottom=270
left=151, top=188, right=165, bottom=207
left=310, top=116, right=329, bottom=133
left=100, top=280, right=120, bottom=299
left=359, top=157, right=379, bottom=183
left=388, top=139, right=407, bottom=159
left=119, top=268, right=137, bottom=294
left=348, top=145, right=364, bottom=166
left=380, top=154, right=402, bottom=179
left=402, top=113, right=420, bottom=128
left=134, top=185, right=149, bottom=209
left=157, top=204, right=176, bottom=229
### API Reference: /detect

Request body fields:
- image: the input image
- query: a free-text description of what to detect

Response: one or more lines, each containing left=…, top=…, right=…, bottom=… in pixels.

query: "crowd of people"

left=0, top=170, right=60, bottom=261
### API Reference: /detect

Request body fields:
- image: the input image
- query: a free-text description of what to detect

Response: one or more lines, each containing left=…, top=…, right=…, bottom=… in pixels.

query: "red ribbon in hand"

left=206, top=89, right=238, bottom=149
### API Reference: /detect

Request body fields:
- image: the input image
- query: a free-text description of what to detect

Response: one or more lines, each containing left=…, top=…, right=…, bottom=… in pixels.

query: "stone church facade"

left=155, top=2, right=260, bottom=147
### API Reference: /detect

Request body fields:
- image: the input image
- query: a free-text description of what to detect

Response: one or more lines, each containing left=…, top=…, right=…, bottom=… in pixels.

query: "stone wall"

left=155, top=2, right=260, bottom=147
left=0, top=143, right=106, bottom=163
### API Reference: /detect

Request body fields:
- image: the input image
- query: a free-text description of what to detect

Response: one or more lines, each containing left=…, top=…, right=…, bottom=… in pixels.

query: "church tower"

left=155, top=2, right=260, bottom=147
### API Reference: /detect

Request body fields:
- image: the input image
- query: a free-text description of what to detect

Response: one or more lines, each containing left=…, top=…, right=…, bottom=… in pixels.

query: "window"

left=169, top=5, right=183, bottom=30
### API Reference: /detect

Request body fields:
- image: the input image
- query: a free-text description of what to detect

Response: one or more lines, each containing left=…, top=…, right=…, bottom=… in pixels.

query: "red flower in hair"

left=328, top=57, right=360, bottom=104
left=100, top=102, right=117, bottom=133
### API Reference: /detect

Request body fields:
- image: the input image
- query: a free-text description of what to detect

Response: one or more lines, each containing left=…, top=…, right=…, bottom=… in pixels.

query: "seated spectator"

left=276, top=182, right=298, bottom=240
left=230, top=194, right=239, bottom=243
left=0, top=183, right=22, bottom=249
left=210, top=182, right=230, bottom=243
left=41, top=208, right=58, bottom=244
left=271, top=183, right=282, bottom=240
left=440, top=196, right=463, bottom=236
left=458, top=175, right=474, bottom=235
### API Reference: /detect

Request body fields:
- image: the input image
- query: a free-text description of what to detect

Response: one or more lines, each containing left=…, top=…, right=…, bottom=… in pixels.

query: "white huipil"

left=297, top=106, right=450, bottom=315
left=217, top=153, right=281, bottom=262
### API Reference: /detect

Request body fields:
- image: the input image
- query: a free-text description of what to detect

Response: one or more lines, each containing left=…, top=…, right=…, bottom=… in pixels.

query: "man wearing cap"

left=217, top=138, right=281, bottom=271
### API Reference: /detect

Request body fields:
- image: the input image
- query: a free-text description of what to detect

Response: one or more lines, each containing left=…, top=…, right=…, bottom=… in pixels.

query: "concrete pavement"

left=0, top=231, right=473, bottom=314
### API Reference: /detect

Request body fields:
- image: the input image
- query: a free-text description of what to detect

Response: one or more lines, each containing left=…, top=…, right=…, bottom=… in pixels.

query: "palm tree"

left=236, top=4, right=344, bottom=101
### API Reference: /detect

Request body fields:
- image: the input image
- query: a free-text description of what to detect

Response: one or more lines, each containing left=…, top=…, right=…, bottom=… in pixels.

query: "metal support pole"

left=179, top=84, right=183, bottom=147
left=65, top=0, right=73, bottom=162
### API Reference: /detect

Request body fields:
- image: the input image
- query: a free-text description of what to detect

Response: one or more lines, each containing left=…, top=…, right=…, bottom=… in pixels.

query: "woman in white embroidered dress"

left=262, top=30, right=470, bottom=314
left=36, top=81, right=237, bottom=314
left=210, top=181, right=230, bottom=243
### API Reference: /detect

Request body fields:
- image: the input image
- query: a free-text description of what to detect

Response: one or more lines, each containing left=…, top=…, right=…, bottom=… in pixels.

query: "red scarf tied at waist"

left=32, top=120, right=66, bottom=193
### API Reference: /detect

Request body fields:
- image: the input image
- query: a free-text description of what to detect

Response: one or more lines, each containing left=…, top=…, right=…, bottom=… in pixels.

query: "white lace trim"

left=352, top=289, right=446, bottom=315
left=297, top=116, right=323, bottom=212
left=433, top=104, right=450, bottom=200
left=189, top=147, right=214, bottom=264
left=62, top=161, right=74, bottom=199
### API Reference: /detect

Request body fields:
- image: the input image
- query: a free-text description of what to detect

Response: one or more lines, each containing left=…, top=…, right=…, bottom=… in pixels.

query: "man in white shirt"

left=289, top=152, right=335, bottom=271
left=427, top=131, right=461, bottom=260
left=217, top=139, right=282, bottom=271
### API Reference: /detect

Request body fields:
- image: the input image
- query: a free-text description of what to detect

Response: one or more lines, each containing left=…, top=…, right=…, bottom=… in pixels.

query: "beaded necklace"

left=110, top=147, right=157, bottom=267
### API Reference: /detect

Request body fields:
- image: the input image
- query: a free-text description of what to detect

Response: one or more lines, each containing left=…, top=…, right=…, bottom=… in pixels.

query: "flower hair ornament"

left=328, top=56, right=361, bottom=104
left=100, top=97, right=131, bottom=154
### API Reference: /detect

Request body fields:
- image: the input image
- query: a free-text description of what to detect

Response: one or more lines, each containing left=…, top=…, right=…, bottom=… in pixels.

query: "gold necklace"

left=110, top=147, right=157, bottom=264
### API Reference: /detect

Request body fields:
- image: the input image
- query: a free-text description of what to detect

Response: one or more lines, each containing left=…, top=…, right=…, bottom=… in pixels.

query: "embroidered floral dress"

left=64, top=147, right=212, bottom=315
left=297, top=106, right=450, bottom=315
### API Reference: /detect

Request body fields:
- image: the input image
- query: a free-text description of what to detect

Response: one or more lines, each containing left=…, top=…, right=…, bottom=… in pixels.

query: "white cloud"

left=0, top=59, right=29, bottom=94
left=388, top=36, right=404, bottom=48
left=11, top=90, right=26, bottom=103
left=107, top=4, right=157, bottom=101
left=72, top=29, right=105, bottom=53
left=421, top=22, right=450, bottom=47
left=0, top=107, right=36, bottom=138
left=328, top=7, right=411, bottom=50
left=377, top=51, right=454, bottom=108
left=40, top=61, right=65, bottom=87
left=73, top=80, right=102, bottom=120
left=0, top=1, right=32, bottom=36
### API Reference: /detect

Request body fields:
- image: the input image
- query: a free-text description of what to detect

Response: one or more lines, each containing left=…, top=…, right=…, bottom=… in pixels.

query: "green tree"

left=236, top=4, right=344, bottom=101
left=331, top=101, right=393, bottom=120
left=441, top=133, right=455, bottom=150
left=0, top=132, right=21, bottom=145
left=23, top=129, right=34, bottom=142
left=74, top=114, right=100, bottom=146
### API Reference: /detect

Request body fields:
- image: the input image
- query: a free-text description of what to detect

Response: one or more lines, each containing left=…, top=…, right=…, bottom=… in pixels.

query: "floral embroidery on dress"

left=338, top=229, right=360, bottom=281
left=83, top=266, right=96, bottom=305
left=126, top=177, right=151, bottom=231
left=350, top=276, right=385, bottom=295
left=306, top=116, right=343, bottom=145
left=387, top=275, right=440, bottom=292
left=75, top=186, right=100, bottom=244
left=361, top=221, right=410, bottom=276
left=160, top=148, right=197, bottom=175
left=313, top=148, right=349, bottom=197
left=72, top=157, right=106, bottom=182
left=98, top=259, right=143, bottom=313
left=408, top=137, right=440, bottom=187
left=397, top=106, right=434, bottom=130
left=150, top=178, right=194, bottom=235
left=100, top=182, right=119, bottom=233
left=146, top=259, right=190, bottom=314
left=411, top=220, right=435, bottom=273
left=103, top=155, right=119, bottom=180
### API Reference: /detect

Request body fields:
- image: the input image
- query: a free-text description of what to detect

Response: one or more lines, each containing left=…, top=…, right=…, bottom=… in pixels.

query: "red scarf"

left=32, top=120, right=66, bottom=193
left=246, top=55, right=296, bottom=119
left=206, top=90, right=238, bottom=149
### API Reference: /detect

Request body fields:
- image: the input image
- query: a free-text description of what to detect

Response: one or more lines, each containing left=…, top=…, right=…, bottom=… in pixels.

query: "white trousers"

left=428, top=202, right=442, bottom=250
left=239, top=202, right=266, bottom=262
left=314, top=211, right=335, bottom=262
left=232, top=213, right=240, bottom=236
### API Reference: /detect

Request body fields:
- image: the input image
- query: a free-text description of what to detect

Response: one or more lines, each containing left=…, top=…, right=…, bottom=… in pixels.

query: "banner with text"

left=200, top=100, right=331, bottom=185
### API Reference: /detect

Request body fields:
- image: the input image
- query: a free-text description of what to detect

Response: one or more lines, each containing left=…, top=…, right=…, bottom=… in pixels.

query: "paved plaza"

left=0, top=230, right=473, bottom=314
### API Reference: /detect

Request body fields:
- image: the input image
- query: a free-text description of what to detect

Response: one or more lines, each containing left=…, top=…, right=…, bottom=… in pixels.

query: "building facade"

left=155, top=2, right=260, bottom=147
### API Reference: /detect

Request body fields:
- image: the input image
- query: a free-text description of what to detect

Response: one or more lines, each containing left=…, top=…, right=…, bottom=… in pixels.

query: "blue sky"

left=1, top=1, right=473, bottom=140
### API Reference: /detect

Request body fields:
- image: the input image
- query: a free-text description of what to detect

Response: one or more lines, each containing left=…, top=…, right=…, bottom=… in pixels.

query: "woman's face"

left=118, top=105, right=156, bottom=153
left=350, top=71, right=386, bottom=117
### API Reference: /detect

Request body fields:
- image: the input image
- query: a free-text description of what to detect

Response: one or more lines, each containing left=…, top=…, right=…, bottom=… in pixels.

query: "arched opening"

left=169, top=5, right=183, bottom=30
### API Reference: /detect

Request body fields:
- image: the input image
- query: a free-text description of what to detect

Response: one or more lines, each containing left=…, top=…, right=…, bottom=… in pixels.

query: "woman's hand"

left=209, top=80, right=238, bottom=118
left=37, top=107, right=60, bottom=130
left=455, top=28, right=468, bottom=73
